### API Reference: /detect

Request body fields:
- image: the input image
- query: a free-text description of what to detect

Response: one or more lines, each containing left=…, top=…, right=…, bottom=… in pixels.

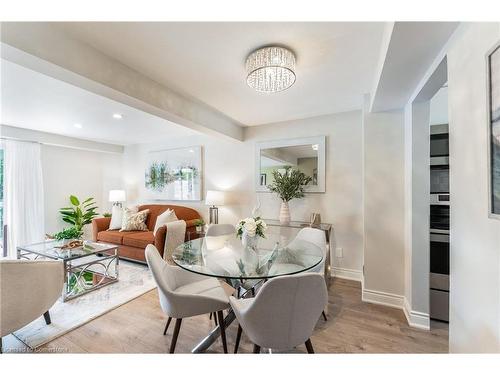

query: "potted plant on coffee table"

left=268, top=166, right=312, bottom=225
left=59, top=195, right=99, bottom=232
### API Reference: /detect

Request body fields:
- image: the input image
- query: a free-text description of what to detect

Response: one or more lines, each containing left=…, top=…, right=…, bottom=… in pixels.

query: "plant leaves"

left=70, top=195, right=80, bottom=206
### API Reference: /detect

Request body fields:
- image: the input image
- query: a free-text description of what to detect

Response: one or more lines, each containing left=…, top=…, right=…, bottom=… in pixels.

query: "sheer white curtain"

left=4, top=140, right=45, bottom=258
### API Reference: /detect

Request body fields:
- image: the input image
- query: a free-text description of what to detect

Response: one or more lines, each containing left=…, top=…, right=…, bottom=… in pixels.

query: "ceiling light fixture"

left=246, top=46, right=296, bottom=93
left=112, top=113, right=123, bottom=119
left=74, top=123, right=82, bottom=129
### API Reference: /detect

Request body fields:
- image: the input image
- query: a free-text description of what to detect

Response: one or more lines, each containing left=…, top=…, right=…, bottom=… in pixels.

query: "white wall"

left=123, top=111, right=364, bottom=274
left=447, top=23, right=500, bottom=353
left=362, top=99, right=406, bottom=300
left=42, top=145, right=123, bottom=237
left=429, top=86, right=449, bottom=125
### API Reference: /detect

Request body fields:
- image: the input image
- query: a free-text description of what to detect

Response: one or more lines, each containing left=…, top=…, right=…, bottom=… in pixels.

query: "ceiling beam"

left=369, top=22, right=459, bottom=113
left=0, top=22, right=244, bottom=141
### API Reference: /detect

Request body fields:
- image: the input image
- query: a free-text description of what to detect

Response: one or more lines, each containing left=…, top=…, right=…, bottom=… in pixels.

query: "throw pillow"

left=120, top=208, right=149, bottom=232
left=153, top=208, right=178, bottom=235
left=108, top=205, right=125, bottom=230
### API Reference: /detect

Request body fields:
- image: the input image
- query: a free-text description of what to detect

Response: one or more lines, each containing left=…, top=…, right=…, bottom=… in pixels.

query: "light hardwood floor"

left=3, top=278, right=448, bottom=353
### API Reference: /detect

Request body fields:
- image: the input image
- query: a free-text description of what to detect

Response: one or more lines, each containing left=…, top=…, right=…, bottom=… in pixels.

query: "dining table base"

left=192, top=309, right=236, bottom=353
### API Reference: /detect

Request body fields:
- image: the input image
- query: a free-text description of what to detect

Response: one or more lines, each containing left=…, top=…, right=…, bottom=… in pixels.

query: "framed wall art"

left=145, top=146, right=202, bottom=201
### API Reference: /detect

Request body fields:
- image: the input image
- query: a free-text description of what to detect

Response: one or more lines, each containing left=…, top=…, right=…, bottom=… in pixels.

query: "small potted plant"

left=236, top=217, right=267, bottom=250
left=53, top=227, right=84, bottom=246
left=194, top=219, right=205, bottom=233
left=59, top=195, right=99, bottom=232
left=268, top=166, right=312, bottom=225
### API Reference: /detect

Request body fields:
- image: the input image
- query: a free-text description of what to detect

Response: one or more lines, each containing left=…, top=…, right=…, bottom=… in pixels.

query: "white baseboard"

left=361, top=287, right=430, bottom=330
left=332, top=267, right=363, bottom=282
left=361, top=288, right=404, bottom=309
left=403, top=298, right=430, bottom=330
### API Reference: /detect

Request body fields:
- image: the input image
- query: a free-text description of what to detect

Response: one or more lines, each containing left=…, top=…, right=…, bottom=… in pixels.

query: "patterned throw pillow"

left=120, top=208, right=149, bottom=232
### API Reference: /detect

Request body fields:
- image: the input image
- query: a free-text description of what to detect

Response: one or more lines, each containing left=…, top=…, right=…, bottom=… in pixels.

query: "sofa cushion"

left=97, top=230, right=125, bottom=245
left=122, top=231, right=155, bottom=248
left=138, top=204, right=201, bottom=231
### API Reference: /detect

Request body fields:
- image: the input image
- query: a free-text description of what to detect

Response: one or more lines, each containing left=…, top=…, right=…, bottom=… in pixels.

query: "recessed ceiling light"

left=74, top=123, right=82, bottom=129
left=312, top=144, right=319, bottom=151
left=112, top=113, right=123, bottom=119
left=189, top=149, right=194, bottom=153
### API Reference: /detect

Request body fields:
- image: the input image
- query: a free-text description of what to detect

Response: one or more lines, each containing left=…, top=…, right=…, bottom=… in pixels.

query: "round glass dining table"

left=172, top=232, right=323, bottom=353
left=172, top=233, right=324, bottom=281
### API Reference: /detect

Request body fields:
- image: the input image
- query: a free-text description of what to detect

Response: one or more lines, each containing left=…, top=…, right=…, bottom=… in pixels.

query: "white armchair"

left=230, top=273, right=327, bottom=353
left=0, top=259, right=64, bottom=353
left=145, top=244, right=230, bottom=353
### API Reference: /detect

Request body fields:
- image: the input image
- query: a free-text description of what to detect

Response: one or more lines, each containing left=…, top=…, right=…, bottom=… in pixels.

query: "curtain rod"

left=0, top=136, right=41, bottom=144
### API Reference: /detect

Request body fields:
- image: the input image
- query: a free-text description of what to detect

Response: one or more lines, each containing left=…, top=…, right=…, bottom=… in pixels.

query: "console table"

left=263, top=219, right=333, bottom=289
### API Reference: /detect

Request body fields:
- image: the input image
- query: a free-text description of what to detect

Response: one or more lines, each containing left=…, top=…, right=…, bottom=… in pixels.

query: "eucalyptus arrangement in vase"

left=267, top=166, right=312, bottom=224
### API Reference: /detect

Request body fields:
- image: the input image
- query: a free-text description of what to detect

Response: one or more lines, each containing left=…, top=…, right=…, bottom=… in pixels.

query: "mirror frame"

left=255, top=135, right=326, bottom=193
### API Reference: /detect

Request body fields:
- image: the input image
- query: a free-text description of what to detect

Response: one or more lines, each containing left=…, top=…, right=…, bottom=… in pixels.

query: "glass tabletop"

left=172, top=233, right=323, bottom=280
left=17, top=240, right=118, bottom=261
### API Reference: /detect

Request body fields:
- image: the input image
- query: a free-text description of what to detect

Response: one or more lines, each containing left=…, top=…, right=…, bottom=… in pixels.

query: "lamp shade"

left=205, top=190, right=225, bottom=206
left=109, top=190, right=126, bottom=202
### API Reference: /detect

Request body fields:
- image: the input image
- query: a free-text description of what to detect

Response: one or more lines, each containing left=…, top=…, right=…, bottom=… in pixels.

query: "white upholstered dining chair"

left=230, top=273, right=327, bottom=353
left=145, top=244, right=230, bottom=353
left=287, top=227, right=328, bottom=320
left=0, top=259, right=64, bottom=353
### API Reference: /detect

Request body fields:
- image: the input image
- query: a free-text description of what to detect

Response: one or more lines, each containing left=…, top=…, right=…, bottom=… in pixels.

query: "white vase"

left=279, top=201, right=291, bottom=225
left=241, top=230, right=259, bottom=251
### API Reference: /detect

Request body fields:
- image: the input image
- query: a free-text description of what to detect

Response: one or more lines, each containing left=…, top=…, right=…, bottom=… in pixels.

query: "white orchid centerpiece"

left=236, top=217, right=267, bottom=239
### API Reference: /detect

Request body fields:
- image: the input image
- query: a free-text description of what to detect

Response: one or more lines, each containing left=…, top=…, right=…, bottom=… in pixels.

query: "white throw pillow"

left=153, top=209, right=178, bottom=235
left=108, top=205, right=124, bottom=230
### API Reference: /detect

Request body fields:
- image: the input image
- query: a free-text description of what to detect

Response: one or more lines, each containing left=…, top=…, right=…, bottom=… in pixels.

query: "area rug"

left=13, top=260, right=155, bottom=349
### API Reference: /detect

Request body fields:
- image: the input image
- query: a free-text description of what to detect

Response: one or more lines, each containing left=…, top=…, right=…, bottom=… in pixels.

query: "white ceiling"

left=57, top=22, right=387, bottom=126
left=0, top=59, right=196, bottom=145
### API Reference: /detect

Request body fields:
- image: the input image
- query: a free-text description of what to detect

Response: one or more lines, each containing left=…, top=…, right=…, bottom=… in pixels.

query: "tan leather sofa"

left=92, top=204, right=201, bottom=262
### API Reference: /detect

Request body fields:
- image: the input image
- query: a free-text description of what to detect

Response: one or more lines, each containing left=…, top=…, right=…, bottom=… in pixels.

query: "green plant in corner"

left=54, top=226, right=83, bottom=241
left=59, top=195, right=99, bottom=232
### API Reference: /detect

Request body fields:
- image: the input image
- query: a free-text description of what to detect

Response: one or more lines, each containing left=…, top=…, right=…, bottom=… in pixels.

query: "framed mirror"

left=256, top=136, right=326, bottom=193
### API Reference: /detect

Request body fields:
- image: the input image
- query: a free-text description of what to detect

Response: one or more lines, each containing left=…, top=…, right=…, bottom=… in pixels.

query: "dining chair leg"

left=163, top=317, right=172, bottom=335
left=253, top=344, right=261, bottom=353
left=305, top=339, right=315, bottom=354
left=43, top=311, right=51, bottom=325
left=213, top=312, right=218, bottom=325
left=217, top=310, right=228, bottom=353
left=322, top=310, right=328, bottom=321
left=169, top=318, right=182, bottom=353
left=234, top=324, right=242, bottom=353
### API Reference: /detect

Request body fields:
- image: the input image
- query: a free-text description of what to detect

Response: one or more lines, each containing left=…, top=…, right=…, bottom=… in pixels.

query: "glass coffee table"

left=17, top=240, right=119, bottom=302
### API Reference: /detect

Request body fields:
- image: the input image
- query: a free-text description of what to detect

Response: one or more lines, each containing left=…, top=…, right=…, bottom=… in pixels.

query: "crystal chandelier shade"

left=246, top=46, right=296, bottom=93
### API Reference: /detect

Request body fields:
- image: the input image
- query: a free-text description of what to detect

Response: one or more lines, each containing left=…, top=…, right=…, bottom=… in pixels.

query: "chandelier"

left=246, top=46, right=296, bottom=93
